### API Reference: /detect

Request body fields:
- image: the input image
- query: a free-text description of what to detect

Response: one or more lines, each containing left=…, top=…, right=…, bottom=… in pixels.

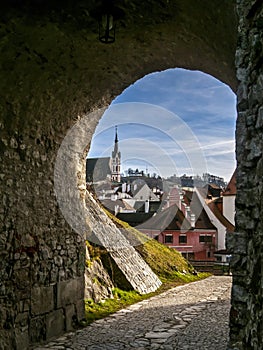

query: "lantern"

left=99, top=12, right=116, bottom=43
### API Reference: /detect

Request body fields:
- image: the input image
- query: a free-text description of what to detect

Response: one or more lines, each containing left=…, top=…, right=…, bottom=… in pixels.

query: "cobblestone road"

left=34, top=276, right=232, bottom=350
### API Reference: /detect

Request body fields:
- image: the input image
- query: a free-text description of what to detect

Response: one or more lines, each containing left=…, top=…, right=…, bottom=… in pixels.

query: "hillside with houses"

left=87, top=127, right=236, bottom=266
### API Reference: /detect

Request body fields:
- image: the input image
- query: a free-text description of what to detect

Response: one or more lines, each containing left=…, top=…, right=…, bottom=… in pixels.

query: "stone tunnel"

left=0, top=0, right=262, bottom=349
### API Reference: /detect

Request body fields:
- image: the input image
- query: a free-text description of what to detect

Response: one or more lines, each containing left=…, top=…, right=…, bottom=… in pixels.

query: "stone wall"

left=0, top=1, right=238, bottom=348
left=0, top=116, right=87, bottom=349
left=85, top=245, right=114, bottom=303
left=227, top=1, right=263, bottom=349
left=84, top=192, right=162, bottom=294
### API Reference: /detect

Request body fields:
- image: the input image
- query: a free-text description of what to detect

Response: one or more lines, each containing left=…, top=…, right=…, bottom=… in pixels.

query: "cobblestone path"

left=34, top=276, right=232, bottom=350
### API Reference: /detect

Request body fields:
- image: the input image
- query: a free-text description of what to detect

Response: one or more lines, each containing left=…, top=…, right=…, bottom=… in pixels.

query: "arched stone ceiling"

left=0, top=0, right=237, bottom=134
left=0, top=2, right=239, bottom=347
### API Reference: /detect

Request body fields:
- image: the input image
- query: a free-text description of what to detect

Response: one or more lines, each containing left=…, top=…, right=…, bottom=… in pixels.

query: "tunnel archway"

left=85, top=68, right=237, bottom=253
left=1, top=1, right=262, bottom=349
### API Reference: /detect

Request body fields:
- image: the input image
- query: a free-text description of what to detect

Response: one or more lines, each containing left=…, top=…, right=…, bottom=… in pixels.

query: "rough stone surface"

left=85, top=251, right=114, bottom=302
left=3, top=0, right=262, bottom=348
left=31, top=286, right=54, bottom=316
left=65, top=304, right=76, bottom=332
left=57, top=277, right=84, bottom=308
left=46, top=309, right=65, bottom=340
left=84, top=192, right=162, bottom=295
left=226, top=1, right=263, bottom=349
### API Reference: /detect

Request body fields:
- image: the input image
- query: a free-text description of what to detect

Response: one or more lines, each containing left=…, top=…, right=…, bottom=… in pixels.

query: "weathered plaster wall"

left=227, top=1, right=263, bottom=349
left=0, top=0, right=238, bottom=348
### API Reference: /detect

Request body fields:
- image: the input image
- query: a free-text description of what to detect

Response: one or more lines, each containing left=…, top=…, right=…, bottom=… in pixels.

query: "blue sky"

left=88, top=68, right=237, bottom=183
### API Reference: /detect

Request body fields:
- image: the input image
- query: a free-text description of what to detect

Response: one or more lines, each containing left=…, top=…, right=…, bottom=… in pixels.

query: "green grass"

left=103, top=208, right=196, bottom=278
left=82, top=288, right=149, bottom=325
left=83, top=208, right=211, bottom=326
left=82, top=272, right=210, bottom=326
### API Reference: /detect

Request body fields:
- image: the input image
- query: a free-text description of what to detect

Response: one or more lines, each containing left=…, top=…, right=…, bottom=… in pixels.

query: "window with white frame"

left=164, top=234, right=173, bottom=243
left=199, top=235, right=212, bottom=243
left=179, top=235, right=187, bottom=244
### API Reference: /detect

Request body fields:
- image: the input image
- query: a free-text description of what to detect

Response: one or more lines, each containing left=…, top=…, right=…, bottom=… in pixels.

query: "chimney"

left=115, top=205, right=119, bottom=216
left=181, top=202, right=186, bottom=216
left=145, top=200, right=150, bottom=213
left=122, top=182, right=126, bottom=193
left=190, top=213, right=195, bottom=228
left=185, top=206, right=191, bottom=219
left=179, top=192, right=184, bottom=210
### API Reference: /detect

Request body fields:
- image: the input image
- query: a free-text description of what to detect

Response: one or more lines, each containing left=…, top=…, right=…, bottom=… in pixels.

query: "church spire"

left=115, top=125, right=118, bottom=144
left=111, top=125, right=121, bottom=183
left=113, top=125, right=119, bottom=157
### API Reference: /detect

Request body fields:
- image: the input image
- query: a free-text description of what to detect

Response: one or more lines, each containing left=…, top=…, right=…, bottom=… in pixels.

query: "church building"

left=86, top=126, right=122, bottom=183
left=110, top=126, right=121, bottom=183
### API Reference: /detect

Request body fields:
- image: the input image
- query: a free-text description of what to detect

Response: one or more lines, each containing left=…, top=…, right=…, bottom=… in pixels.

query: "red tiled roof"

left=208, top=200, right=235, bottom=232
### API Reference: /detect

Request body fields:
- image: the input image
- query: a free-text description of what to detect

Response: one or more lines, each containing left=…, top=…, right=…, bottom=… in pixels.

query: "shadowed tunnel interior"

left=0, top=1, right=262, bottom=349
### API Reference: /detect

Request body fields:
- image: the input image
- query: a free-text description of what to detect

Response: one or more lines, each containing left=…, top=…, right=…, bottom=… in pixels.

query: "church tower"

left=111, top=126, right=121, bottom=182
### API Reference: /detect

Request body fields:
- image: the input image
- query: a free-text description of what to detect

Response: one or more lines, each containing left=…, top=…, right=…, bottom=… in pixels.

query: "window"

left=199, top=235, right=205, bottom=243
left=179, top=235, right=187, bottom=244
left=199, top=235, right=212, bottom=243
left=206, top=236, right=212, bottom=243
left=188, top=252, right=195, bottom=260
left=164, top=234, right=173, bottom=243
left=182, top=252, right=195, bottom=260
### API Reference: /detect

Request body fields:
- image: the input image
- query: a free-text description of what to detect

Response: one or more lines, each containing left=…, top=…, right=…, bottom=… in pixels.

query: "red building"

left=138, top=191, right=217, bottom=261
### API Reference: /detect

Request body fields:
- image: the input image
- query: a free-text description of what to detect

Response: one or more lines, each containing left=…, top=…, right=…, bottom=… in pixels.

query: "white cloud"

left=88, top=68, right=236, bottom=180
